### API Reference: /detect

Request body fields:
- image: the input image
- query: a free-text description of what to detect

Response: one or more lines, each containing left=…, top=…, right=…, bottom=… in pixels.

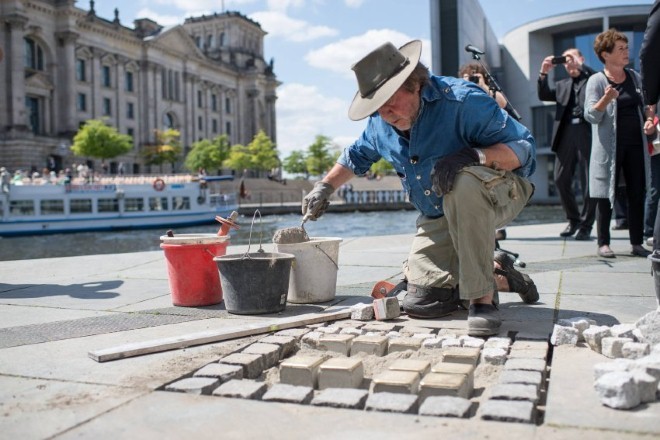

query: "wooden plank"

left=88, top=309, right=351, bottom=363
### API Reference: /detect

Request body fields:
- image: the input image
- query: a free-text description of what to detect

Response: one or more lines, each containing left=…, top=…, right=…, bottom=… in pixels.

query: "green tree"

left=184, top=135, right=231, bottom=174
left=71, top=119, right=132, bottom=160
left=224, top=130, right=280, bottom=174
left=305, top=135, right=335, bottom=177
left=370, top=157, right=394, bottom=177
left=282, top=150, right=308, bottom=177
left=143, top=128, right=182, bottom=172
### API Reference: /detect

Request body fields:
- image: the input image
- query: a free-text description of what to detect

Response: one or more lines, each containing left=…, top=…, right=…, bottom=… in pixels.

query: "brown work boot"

left=494, top=250, right=539, bottom=304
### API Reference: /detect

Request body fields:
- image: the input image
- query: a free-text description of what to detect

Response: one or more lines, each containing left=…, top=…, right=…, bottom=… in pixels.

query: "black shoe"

left=631, top=245, right=651, bottom=258
left=402, top=284, right=460, bottom=318
left=468, top=303, right=501, bottom=336
left=494, top=250, right=539, bottom=304
left=574, top=228, right=592, bottom=241
left=560, top=223, right=579, bottom=237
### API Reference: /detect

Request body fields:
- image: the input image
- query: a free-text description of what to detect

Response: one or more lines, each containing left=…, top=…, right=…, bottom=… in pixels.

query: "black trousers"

left=554, top=123, right=596, bottom=229
left=596, top=140, right=646, bottom=246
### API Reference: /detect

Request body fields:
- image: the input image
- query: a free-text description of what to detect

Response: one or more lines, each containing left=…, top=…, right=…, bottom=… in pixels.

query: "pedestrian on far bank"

left=302, top=40, right=538, bottom=337
left=538, top=48, right=597, bottom=241
left=640, top=0, right=660, bottom=257
left=584, top=28, right=655, bottom=258
left=1, top=167, right=10, bottom=193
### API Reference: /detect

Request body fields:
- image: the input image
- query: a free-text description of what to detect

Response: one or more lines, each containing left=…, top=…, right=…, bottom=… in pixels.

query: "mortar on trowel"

left=273, top=213, right=342, bottom=303
left=272, top=213, right=312, bottom=244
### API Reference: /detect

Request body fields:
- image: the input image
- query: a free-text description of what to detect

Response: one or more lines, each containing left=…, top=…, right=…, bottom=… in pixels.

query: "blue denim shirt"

left=338, top=75, right=537, bottom=217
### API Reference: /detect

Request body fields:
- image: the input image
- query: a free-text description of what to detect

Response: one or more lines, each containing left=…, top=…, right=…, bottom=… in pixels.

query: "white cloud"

left=305, top=29, right=432, bottom=77
left=344, top=0, right=364, bottom=8
left=134, top=8, right=184, bottom=26
left=276, top=83, right=360, bottom=156
left=250, top=11, right=338, bottom=42
left=266, top=0, right=305, bottom=12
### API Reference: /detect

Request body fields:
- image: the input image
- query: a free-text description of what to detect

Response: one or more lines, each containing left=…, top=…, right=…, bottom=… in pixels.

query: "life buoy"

left=153, top=178, right=166, bottom=191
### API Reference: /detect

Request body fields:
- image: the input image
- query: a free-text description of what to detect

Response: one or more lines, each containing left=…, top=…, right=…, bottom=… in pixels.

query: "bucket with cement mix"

left=214, top=251, right=295, bottom=314
left=275, top=237, right=342, bottom=303
left=160, top=234, right=229, bottom=306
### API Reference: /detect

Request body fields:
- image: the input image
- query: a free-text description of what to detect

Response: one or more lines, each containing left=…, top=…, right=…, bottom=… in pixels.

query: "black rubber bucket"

left=214, top=252, right=295, bottom=314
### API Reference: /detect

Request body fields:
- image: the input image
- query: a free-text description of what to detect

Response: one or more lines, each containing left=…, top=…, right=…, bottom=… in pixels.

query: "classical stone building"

left=0, top=0, right=279, bottom=174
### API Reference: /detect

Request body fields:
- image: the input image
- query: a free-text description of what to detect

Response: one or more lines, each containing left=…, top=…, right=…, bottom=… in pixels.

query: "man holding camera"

left=538, top=49, right=597, bottom=240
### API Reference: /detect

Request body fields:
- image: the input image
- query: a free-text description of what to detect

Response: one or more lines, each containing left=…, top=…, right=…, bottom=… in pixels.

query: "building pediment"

left=24, top=72, right=53, bottom=91
left=149, top=26, right=204, bottom=60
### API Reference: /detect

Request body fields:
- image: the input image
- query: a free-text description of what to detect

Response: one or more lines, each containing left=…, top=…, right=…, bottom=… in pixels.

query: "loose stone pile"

left=550, top=310, right=660, bottom=410
left=164, top=320, right=550, bottom=424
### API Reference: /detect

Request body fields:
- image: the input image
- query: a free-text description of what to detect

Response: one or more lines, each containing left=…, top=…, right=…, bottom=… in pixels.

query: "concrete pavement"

left=0, top=221, right=658, bottom=439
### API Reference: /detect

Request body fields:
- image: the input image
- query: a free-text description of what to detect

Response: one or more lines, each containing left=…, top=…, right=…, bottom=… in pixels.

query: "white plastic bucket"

left=275, top=237, right=342, bottom=303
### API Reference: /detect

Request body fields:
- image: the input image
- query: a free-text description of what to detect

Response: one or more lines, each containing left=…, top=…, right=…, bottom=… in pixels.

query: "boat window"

left=98, top=198, right=119, bottom=213
left=149, top=197, right=168, bottom=211
left=173, top=196, right=190, bottom=210
left=40, top=200, right=64, bottom=215
left=10, top=200, right=35, bottom=216
left=125, top=198, right=144, bottom=212
left=70, top=199, right=92, bottom=213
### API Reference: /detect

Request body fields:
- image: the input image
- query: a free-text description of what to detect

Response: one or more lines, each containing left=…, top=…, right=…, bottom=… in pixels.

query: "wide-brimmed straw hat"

left=348, top=40, right=422, bottom=121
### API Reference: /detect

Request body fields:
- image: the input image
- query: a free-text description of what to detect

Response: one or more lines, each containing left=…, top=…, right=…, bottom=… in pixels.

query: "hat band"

left=360, top=58, right=410, bottom=98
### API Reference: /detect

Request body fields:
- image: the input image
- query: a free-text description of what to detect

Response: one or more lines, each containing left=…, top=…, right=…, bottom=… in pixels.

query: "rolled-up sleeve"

left=337, top=123, right=383, bottom=176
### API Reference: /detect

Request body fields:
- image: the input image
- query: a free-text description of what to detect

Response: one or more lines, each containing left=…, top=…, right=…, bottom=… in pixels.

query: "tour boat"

left=0, top=175, right=238, bottom=236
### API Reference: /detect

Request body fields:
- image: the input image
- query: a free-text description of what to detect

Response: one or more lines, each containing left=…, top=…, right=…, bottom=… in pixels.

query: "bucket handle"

left=243, top=209, right=265, bottom=258
left=314, top=243, right=339, bottom=270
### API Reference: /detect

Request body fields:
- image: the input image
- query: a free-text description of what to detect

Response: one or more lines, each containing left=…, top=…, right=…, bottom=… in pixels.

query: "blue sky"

left=92, top=0, right=653, bottom=157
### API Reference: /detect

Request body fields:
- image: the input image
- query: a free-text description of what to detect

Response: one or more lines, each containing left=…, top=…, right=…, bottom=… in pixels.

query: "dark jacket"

left=641, top=0, right=660, bottom=105
left=537, top=65, right=595, bottom=152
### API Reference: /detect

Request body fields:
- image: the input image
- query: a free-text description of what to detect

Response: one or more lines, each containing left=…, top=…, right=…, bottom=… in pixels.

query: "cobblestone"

left=311, top=388, right=369, bottom=409
left=418, top=396, right=473, bottom=418
left=242, top=343, right=281, bottom=368
left=262, top=383, right=314, bottom=405
left=317, top=334, right=355, bottom=356
left=480, top=399, right=536, bottom=423
left=318, top=357, right=364, bottom=389
left=365, top=392, right=419, bottom=414
left=193, top=363, right=243, bottom=382
left=258, top=335, right=298, bottom=358
left=280, top=355, right=328, bottom=388
left=372, top=370, right=420, bottom=394
left=219, top=353, right=265, bottom=379
left=419, top=372, right=469, bottom=400
left=165, top=377, right=219, bottom=395
left=212, top=379, right=268, bottom=400
left=350, top=335, right=388, bottom=356
left=489, top=383, right=539, bottom=403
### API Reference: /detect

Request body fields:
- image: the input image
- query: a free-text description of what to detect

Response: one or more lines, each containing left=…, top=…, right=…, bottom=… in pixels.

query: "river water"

left=0, top=205, right=565, bottom=261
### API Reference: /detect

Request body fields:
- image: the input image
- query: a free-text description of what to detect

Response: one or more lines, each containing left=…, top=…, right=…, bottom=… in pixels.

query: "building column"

left=54, top=30, right=79, bottom=136
left=5, top=13, right=29, bottom=133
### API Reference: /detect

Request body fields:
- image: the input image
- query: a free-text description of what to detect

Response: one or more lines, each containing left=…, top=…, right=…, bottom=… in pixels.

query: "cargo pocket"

left=463, top=166, right=515, bottom=207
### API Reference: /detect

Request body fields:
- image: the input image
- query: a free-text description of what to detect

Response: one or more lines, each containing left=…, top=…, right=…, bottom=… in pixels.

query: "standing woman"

left=584, top=28, right=656, bottom=258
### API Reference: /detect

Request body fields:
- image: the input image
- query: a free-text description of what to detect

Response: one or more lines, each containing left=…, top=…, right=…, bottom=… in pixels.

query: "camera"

left=468, top=75, right=480, bottom=84
left=551, top=56, right=567, bottom=65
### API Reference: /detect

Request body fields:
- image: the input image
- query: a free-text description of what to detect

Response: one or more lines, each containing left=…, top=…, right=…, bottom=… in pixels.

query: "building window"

left=225, top=121, right=231, bottom=136
left=225, top=97, right=231, bottom=114
left=77, top=93, right=87, bottom=112
left=127, top=102, right=135, bottom=119
left=212, top=119, right=218, bottom=133
left=198, top=90, right=203, bottom=108
left=211, top=94, right=217, bottom=111
left=24, top=37, right=44, bottom=71
left=125, top=71, right=134, bottom=92
left=25, top=96, right=41, bottom=134
left=198, top=116, right=203, bottom=130
left=207, top=35, right=214, bottom=49
left=195, top=36, right=201, bottom=48
left=102, top=65, right=111, bottom=88
left=220, top=32, right=226, bottom=46
left=76, top=59, right=86, bottom=82
left=103, top=98, right=112, bottom=116
left=127, top=128, right=135, bottom=145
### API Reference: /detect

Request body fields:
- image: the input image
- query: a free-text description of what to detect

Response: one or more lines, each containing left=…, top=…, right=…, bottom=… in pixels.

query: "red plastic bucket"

left=160, top=234, right=229, bottom=306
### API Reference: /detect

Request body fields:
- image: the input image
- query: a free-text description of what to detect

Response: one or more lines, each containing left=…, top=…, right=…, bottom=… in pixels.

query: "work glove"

left=302, top=181, right=335, bottom=220
left=431, top=147, right=479, bottom=196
